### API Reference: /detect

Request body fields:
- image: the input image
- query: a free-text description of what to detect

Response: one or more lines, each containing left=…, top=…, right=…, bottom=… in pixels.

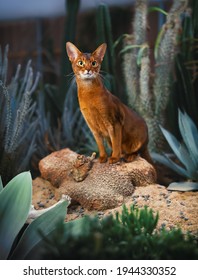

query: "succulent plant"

left=121, top=0, right=188, bottom=152
left=0, top=46, right=40, bottom=184
left=153, top=110, right=198, bottom=191
left=0, top=171, right=69, bottom=260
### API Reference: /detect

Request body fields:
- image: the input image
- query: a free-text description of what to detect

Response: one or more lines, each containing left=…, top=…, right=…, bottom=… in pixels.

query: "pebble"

left=38, top=202, right=45, bottom=208
left=79, top=208, right=85, bottom=214
left=142, top=195, right=150, bottom=201
left=160, top=223, right=166, bottom=230
left=166, top=199, right=171, bottom=205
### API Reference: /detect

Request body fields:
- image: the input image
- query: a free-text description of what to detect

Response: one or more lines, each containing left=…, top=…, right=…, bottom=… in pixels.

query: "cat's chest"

left=80, top=102, right=111, bottom=135
left=78, top=91, right=108, bottom=118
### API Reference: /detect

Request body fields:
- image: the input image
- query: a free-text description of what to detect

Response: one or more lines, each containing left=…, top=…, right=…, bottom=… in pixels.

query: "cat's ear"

left=66, top=42, right=81, bottom=61
left=92, top=43, right=107, bottom=61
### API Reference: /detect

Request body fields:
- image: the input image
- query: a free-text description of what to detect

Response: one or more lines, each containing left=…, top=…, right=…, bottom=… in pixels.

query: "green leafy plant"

left=41, top=204, right=198, bottom=260
left=153, top=110, right=198, bottom=191
left=0, top=172, right=69, bottom=260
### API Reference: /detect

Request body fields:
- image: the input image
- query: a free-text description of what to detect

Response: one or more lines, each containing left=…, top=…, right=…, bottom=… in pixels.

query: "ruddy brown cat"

left=66, top=42, right=153, bottom=164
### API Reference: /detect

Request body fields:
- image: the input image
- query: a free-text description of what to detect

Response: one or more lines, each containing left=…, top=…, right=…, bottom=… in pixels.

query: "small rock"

left=38, top=203, right=45, bottom=208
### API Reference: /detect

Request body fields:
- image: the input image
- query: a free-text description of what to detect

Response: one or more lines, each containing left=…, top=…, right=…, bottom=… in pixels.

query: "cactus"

left=122, top=0, right=188, bottom=152
left=59, top=0, right=80, bottom=110
left=0, top=46, right=39, bottom=184
left=96, top=3, right=116, bottom=93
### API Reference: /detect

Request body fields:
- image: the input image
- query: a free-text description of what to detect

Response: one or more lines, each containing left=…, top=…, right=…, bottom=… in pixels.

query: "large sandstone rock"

left=38, top=148, right=156, bottom=210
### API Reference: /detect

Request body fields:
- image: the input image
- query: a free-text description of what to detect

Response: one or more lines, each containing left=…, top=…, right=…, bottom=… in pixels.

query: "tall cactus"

left=123, top=0, right=148, bottom=106
left=0, top=46, right=39, bottom=184
left=122, top=0, right=188, bottom=152
left=96, top=3, right=116, bottom=93
left=59, top=0, right=80, bottom=110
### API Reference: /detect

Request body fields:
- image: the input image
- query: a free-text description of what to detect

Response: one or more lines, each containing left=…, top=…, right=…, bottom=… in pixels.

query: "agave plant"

left=153, top=110, right=198, bottom=191
left=0, top=172, right=69, bottom=260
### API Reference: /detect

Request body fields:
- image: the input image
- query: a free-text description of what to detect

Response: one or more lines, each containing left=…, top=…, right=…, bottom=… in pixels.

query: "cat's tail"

left=140, top=145, right=154, bottom=166
left=140, top=146, right=157, bottom=182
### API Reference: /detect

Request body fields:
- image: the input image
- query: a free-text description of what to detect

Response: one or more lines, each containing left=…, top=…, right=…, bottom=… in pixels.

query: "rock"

left=71, top=152, right=96, bottom=182
left=38, top=148, right=156, bottom=210
left=38, top=149, right=77, bottom=187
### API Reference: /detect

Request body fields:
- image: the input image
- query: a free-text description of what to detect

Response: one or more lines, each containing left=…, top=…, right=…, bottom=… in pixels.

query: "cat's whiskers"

left=99, top=71, right=111, bottom=84
left=65, top=72, right=76, bottom=84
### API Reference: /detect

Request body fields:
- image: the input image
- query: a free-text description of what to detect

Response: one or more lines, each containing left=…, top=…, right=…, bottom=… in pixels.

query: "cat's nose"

left=85, top=69, right=92, bottom=74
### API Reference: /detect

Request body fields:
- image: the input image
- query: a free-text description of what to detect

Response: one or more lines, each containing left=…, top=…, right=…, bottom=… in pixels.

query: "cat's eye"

left=77, top=60, right=84, bottom=67
left=92, top=61, right=97, bottom=67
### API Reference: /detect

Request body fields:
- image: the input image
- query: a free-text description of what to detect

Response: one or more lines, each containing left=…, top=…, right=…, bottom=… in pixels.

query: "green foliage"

left=169, top=0, right=198, bottom=134
left=121, top=0, right=188, bottom=152
left=0, top=172, right=32, bottom=259
left=41, top=204, right=198, bottom=260
left=0, top=46, right=39, bottom=184
left=0, top=172, right=69, bottom=260
left=59, top=0, right=80, bottom=109
left=153, top=110, right=198, bottom=190
left=0, top=45, right=97, bottom=181
left=96, top=3, right=116, bottom=93
left=35, top=81, right=97, bottom=159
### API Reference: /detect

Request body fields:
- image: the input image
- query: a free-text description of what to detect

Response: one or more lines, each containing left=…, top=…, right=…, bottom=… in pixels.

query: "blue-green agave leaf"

left=0, top=176, right=3, bottom=192
left=178, top=110, right=198, bottom=165
left=152, top=153, right=188, bottom=178
left=10, top=200, right=69, bottom=260
left=168, top=181, right=198, bottom=191
left=160, top=126, right=189, bottom=168
left=178, top=143, right=198, bottom=180
left=64, top=216, right=92, bottom=238
left=0, top=172, right=32, bottom=259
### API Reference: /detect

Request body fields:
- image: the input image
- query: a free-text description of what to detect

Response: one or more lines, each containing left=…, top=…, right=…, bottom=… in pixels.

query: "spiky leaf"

left=178, top=110, right=198, bottom=166
left=160, top=126, right=188, bottom=167
left=0, top=176, right=3, bottom=192
left=152, top=152, right=188, bottom=178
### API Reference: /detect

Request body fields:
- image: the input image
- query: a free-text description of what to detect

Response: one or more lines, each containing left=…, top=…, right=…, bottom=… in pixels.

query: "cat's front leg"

left=93, top=132, right=108, bottom=163
left=108, top=124, right=122, bottom=164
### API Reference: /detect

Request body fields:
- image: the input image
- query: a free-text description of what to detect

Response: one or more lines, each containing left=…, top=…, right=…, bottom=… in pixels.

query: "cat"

left=66, top=42, right=153, bottom=165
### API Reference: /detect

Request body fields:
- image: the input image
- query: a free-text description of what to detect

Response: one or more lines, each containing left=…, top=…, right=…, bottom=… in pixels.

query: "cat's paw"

left=99, top=156, right=108, bottom=163
left=124, top=153, right=137, bottom=162
left=108, top=157, right=120, bottom=164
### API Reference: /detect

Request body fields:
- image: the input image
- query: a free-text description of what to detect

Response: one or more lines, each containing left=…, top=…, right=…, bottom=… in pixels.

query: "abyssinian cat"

left=66, top=42, right=153, bottom=165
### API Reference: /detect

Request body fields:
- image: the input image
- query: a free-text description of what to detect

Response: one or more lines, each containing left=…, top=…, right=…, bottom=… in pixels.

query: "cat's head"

left=66, top=42, right=106, bottom=80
